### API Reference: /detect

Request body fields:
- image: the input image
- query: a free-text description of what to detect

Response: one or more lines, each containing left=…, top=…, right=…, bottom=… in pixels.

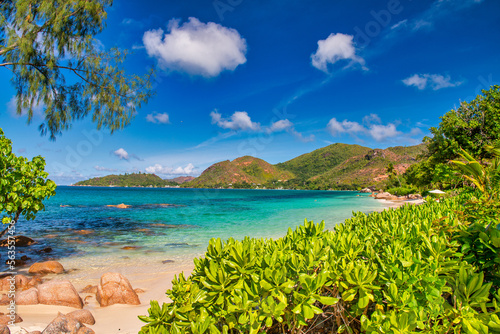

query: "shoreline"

left=376, top=197, right=426, bottom=210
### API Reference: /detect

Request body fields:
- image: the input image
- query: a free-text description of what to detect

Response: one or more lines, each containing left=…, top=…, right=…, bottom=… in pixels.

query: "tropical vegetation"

left=139, top=186, right=500, bottom=333
left=0, top=128, right=56, bottom=238
left=0, top=0, right=155, bottom=139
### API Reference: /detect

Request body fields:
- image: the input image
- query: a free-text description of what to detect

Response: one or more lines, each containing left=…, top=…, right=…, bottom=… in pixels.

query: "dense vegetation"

left=74, top=172, right=178, bottom=187
left=405, top=86, right=500, bottom=190
left=0, top=128, right=56, bottom=238
left=276, top=143, right=371, bottom=180
left=139, top=188, right=500, bottom=333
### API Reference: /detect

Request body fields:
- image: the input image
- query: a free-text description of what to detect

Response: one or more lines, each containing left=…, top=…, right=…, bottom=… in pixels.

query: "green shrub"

left=386, top=186, right=417, bottom=197
left=139, top=194, right=500, bottom=333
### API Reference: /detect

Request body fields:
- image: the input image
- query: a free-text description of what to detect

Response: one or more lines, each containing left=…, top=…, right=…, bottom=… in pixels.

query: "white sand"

left=1, top=260, right=194, bottom=333
left=375, top=198, right=426, bottom=210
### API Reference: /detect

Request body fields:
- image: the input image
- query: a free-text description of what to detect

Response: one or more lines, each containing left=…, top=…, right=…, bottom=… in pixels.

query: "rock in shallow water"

left=0, top=236, right=36, bottom=247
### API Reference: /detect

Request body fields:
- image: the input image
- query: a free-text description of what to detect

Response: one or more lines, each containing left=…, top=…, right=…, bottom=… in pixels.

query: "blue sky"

left=1, top=0, right=499, bottom=184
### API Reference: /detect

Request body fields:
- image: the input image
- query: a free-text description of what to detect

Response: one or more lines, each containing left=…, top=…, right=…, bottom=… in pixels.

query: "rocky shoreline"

left=0, top=261, right=145, bottom=333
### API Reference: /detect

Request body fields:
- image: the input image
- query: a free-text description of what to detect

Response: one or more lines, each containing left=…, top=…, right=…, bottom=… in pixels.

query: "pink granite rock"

left=96, top=272, right=140, bottom=307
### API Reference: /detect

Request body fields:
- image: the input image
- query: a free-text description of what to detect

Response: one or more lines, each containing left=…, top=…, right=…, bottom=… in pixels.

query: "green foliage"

left=140, top=193, right=500, bottom=334
left=385, top=186, right=417, bottom=197
left=406, top=86, right=500, bottom=190
left=425, top=85, right=500, bottom=163
left=0, top=0, right=155, bottom=139
left=456, top=192, right=500, bottom=287
left=0, top=128, right=56, bottom=231
left=74, top=173, right=178, bottom=187
left=451, top=144, right=500, bottom=199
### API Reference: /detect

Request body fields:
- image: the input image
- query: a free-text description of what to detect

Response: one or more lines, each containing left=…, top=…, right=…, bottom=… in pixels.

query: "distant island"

left=73, top=143, right=425, bottom=190
left=73, top=172, right=194, bottom=187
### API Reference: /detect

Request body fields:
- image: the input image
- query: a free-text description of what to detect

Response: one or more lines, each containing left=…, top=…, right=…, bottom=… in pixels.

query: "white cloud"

left=311, top=33, right=366, bottom=73
left=145, top=163, right=196, bottom=175
left=143, top=17, right=247, bottom=77
left=94, top=166, right=118, bottom=172
left=327, top=115, right=402, bottom=142
left=368, top=124, right=401, bottom=141
left=210, top=110, right=260, bottom=131
left=266, top=119, right=314, bottom=142
left=7, top=96, right=44, bottom=119
left=113, top=148, right=129, bottom=160
left=327, top=118, right=365, bottom=136
left=391, top=19, right=408, bottom=30
left=290, top=130, right=315, bottom=143
left=267, top=119, right=294, bottom=133
left=362, top=113, right=382, bottom=125
left=402, top=74, right=428, bottom=90
left=146, top=112, right=170, bottom=124
left=402, top=73, right=462, bottom=90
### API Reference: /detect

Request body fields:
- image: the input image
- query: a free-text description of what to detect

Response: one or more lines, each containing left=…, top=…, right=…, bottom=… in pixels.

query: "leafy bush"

left=139, top=192, right=500, bottom=334
left=385, top=186, right=417, bottom=197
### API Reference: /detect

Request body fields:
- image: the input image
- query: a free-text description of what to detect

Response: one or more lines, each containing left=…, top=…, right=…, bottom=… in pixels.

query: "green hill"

left=308, top=144, right=427, bottom=189
left=185, top=143, right=426, bottom=190
left=73, top=172, right=178, bottom=187
left=185, top=156, right=294, bottom=188
left=275, top=143, right=372, bottom=179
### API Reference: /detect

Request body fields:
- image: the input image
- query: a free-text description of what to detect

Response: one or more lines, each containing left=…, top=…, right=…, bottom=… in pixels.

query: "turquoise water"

left=11, top=186, right=384, bottom=270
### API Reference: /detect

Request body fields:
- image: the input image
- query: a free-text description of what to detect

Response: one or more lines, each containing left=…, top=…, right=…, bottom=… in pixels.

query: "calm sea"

left=8, top=186, right=384, bottom=273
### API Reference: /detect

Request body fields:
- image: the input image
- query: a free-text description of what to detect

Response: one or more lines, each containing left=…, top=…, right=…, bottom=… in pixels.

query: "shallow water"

left=5, top=186, right=384, bottom=273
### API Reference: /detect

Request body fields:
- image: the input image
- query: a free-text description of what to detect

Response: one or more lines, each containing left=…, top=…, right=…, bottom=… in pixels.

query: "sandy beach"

left=375, top=198, right=426, bottom=209
left=1, top=258, right=195, bottom=333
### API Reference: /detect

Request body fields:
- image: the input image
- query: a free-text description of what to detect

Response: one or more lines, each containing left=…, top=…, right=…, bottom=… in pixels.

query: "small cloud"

left=132, top=44, right=145, bottom=50
left=266, top=119, right=314, bottom=142
left=362, top=113, right=382, bottom=125
left=409, top=128, right=423, bottom=136
left=402, top=73, right=462, bottom=90
left=327, top=118, right=365, bottom=137
left=391, top=19, right=408, bottom=30
left=290, top=130, right=315, bottom=143
left=412, top=20, right=433, bottom=31
left=311, top=33, right=366, bottom=73
left=121, top=18, right=144, bottom=29
left=143, top=17, right=247, bottom=77
left=210, top=110, right=260, bottom=131
left=146, top=112, right=170, bottom=124
left=145, top=163, right=196, bottom=175
left=267, top=119, right=294, bottom=133
left=368, top=124, right=401, bottom=141
left=17, top=148, right=27, bottom=154
left=7, top=96, right=44, bottom=119
left=94, top=166, right=118, bottom=172
left=327, top=114, right=402, bottom=142
left=113, top=148, right=130, bottom=160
